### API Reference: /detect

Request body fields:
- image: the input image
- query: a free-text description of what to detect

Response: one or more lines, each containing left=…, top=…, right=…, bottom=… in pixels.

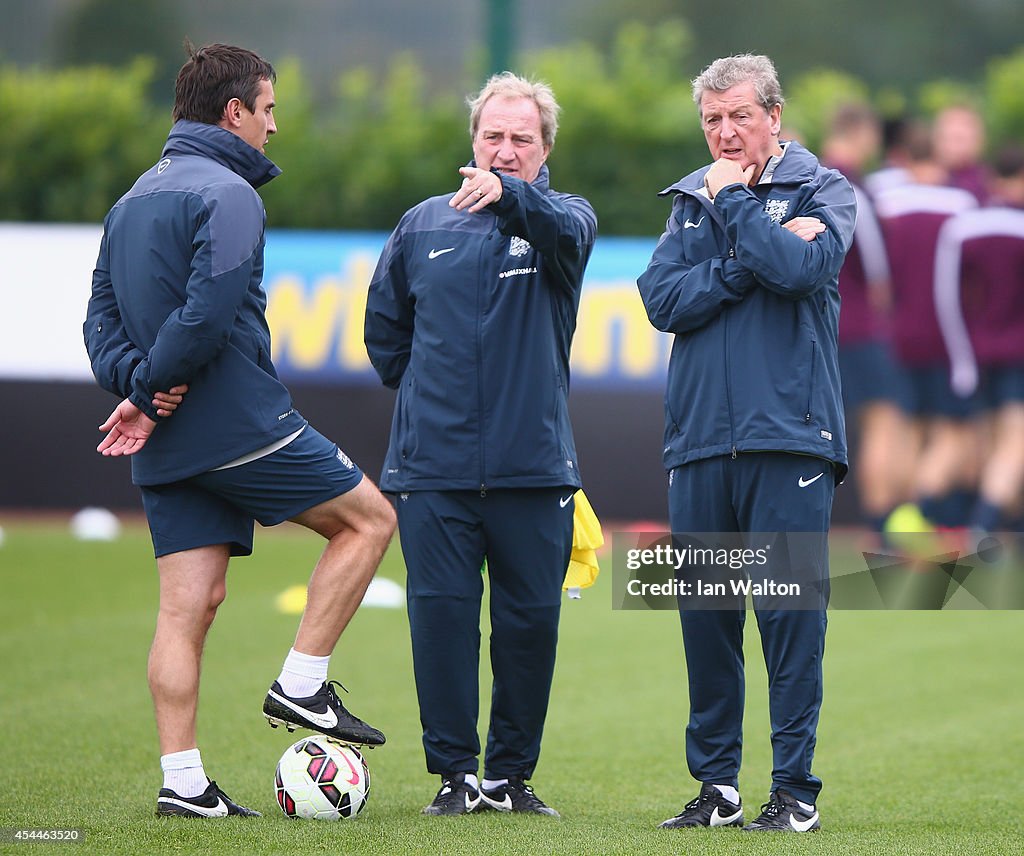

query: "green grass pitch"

left=0, top=519, right=1021, bottom=855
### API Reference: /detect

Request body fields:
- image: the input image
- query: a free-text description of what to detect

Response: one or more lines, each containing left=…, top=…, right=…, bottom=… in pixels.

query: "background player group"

left=827, top=100, right=1024, bottom=550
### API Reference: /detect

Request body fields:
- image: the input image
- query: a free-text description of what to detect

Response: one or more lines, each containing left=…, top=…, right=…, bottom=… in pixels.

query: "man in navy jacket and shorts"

left=85, top=43, right=395, bottom=818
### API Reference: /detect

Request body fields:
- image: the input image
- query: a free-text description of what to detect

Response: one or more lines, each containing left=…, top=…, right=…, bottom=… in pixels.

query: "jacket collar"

left=162, top=120, right=282, bottom=189
left=659, top=140, right=819, bottom=197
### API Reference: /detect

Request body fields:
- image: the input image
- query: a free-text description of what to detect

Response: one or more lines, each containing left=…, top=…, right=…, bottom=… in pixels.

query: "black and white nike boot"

left=480, top=777, right=559, bottom=816
left=156, top=780, right=260, bottom=818
left=422, top=772, right=481, bottom=816
left=743, top=789, right=820, bottom=832
left=263, top=679, right=385, bottom=746
left=659, top=783, right=743, bottom=829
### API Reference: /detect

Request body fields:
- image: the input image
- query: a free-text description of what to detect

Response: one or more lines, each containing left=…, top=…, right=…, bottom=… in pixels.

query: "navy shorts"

left=140, top=425, right=364, bottom=558
left=904, top=365, right=980, bottom=419
left=979, top=365, right=1024, bottom=409
left=839, top=341, right=912, bottom=412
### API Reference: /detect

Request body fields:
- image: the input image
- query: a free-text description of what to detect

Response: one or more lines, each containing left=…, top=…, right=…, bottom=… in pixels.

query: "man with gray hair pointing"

left=366, top=72, right=597, bottom=817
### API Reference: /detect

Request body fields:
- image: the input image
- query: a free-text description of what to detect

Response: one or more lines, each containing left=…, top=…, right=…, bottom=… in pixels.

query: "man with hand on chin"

left=365, top=72, right=596, bottom=818
left=637, top=54, right=856, bottom=833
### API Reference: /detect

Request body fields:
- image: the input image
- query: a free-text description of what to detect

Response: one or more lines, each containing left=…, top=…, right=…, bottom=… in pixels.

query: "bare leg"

left=857, top=402, right=915, bottom=517
left=916, top=418, right=979, bottom=502
left=148, top=544, right=231, bottom=755
left=978, top=404, right=1024, bottom=511
left=289, top=476, right=396, bottom=655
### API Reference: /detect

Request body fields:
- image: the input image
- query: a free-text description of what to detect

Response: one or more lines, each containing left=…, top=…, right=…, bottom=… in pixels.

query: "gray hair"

left=692, top=54, right=785, bottom=114
left=468, top=71, right=560, bottom=149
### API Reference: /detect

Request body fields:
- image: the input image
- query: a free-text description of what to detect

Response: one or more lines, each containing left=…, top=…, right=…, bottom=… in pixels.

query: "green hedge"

left=1, top=59, right=167, bottom=222
left=3, top=26, right=1023, bottom=235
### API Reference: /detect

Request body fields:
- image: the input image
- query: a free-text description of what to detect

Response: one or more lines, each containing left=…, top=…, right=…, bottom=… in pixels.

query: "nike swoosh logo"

left=484, top=793, right=512, bottom=811
left=559, top=495, right=574, bottom=508
left=466, top=792, right=483, bottom=811
left=428, top=247, right=455, bottom=259
left=267, top=689, right=339, bottom=730
left=159, top=796, right=228, bottom=818
left=684, top=217, right=705, bottom=229
left=338, top=748, right=361, bottom=785
left=789, top=810, right=819, bottom=832
left=798, top=473, right=825, bottom=488
left=709, top=806, right=742, bottom=826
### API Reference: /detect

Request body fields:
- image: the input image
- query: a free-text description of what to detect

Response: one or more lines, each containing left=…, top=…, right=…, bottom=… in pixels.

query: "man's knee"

left=341, top=478, right=395, bottom=539
left=296, top=478, right=396, bottom=545
left=206, top=579, right=227, bottom=616
left=159, top=582, right=225, bottom=632
left=369, top=489, right=397, bottom=545
left=347, top=482, right=396, bottom=555
left=155, top=545, right=230, bottom=631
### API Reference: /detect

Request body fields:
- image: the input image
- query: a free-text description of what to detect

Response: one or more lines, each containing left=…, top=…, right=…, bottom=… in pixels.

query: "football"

left=274, top=736, right=371, bottom=820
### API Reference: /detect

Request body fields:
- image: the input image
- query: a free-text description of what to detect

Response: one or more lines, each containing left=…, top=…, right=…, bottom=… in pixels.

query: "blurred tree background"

left=1, top=0, right=1023, bottom=234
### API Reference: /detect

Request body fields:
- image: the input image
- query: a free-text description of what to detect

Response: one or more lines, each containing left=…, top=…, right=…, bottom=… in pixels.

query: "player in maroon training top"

left=824, top=104, right=913, bottom=539
left=935, top=146, right=1024, bottom=534
left=874, top=121, right=978, bottom=528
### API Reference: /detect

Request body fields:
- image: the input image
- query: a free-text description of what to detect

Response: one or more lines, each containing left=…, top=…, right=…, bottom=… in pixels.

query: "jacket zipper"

left=724, top=301, right=737, bottom=459
left=477, top=223, right=495, bottom=496
left=805, top=340, right=817, bottom=423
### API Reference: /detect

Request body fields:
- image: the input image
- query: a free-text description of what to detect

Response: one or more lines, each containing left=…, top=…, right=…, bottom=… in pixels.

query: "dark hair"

left=828, top=102, right=880, bottom=138
left=172, top=41, right=276, bottom=124
left=902, top=119, right=935, bottom=163
left=993, top=144, right=1024, bottom=180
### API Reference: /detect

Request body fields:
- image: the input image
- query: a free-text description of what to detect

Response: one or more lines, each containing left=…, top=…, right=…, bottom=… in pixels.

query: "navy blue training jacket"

left=84, top=120, right=306, bottom=485
left=637, top=141, right=856, bottom=482
left=364, top=165, right=597, bottom=493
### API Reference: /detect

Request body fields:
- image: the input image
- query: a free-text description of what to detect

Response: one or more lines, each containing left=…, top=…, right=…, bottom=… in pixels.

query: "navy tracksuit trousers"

left=396, top=488, right=574, bottom=780
left=667, top=452, right=834, bottom=805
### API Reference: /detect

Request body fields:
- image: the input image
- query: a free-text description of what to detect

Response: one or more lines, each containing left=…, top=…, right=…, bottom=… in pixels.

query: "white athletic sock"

left=160, top=748, right=207, bottom=798
left=481, top=777, right=508, bottom=791
left=798, top=798, right=816, bottom=812
left=462, top=773, right=480, bottom=790
left=277, top=648, right=330, bottom=698
left=712, top=784, right=740, bottom=804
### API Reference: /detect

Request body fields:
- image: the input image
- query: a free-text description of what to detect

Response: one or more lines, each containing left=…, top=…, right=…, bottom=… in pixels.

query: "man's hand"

left=704, top=158, right=756, bottom=200
left=153, top=384, right=189, bottom=418
left=97, top=398, right=158, bottom=456
left=450, top=166, right=503, bottom=213
left=782, top=216, right=826, bottom=242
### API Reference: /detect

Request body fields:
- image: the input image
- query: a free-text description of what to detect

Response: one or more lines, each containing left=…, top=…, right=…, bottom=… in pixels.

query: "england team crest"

left=764, top=198, right=790, bottom=223
left=508, top=236, right=532, bottom=257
